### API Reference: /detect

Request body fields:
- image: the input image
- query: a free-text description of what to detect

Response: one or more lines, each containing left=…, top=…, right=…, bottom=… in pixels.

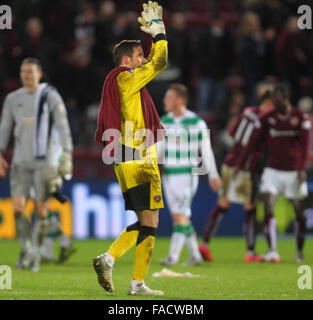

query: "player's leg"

left=242, top=172, right=261, bottom=262
left=259, top=168, right=280, bottom=262
left=30, top=165, right=56, bottom=271
left=48, top=213, right=77, bottom=263
left=92, top=162, right=141, bottom=292
left=290, top=198, right=306, bottom=262
left=199, top=195, right=230, bottom=261
left=262, top=192, right=280, bottom=262
left=42, top=237, right=54, bottom=263
left=105, top=221, right=141, bottom=263
left=93, top=149, right=164, bottom=295
left=30, top=200, right=49, bottom=271
left=93, top=219, right=141, bottom=292
left=129, top=153, right=164, bottom=296
left=10, top=165, right=33, bottom=269
left=129, top=209, right=163, bottom=296
left=183, top=216, right=202, bottom=266
left=287, top=177, right=308, bottom=262
left=160, top=174, right=186, bottom=265
left=199, top=164, right=232, bottom=261
left=243, top=204, right=261, bottom=262
left=161, top=213, right=188, bottom=266
left=13, top=196, right=32, bottom=269
left=183, top=175, right=202, bottom=265
left=161, top=174, right=200, bottom=265
left=43, top=212, right=76, bottom=263
left=41, top=214, right=56, bottom=262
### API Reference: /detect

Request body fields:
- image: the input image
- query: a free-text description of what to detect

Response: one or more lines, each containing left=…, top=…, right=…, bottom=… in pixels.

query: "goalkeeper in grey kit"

left=0, top=57, right=73, bottom=272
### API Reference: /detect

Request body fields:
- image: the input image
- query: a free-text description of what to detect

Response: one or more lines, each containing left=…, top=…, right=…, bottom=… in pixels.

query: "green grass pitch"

left=0, top=237, right=313, bottom=300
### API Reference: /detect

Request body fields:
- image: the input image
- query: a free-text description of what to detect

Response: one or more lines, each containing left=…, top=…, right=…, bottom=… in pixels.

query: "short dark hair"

left=273, top=83, right=290, bottom=100
left=169, top=83, right=188, bottom=104
left=256, top=83, right=274, bottom=103
left=112, top=40, right=141, bottom=67
left=21, top=57, right=43, bottom=71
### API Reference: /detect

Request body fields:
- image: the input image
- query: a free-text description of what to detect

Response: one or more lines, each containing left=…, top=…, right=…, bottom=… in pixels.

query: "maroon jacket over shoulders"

left=95, top=67, right=165, bottom=157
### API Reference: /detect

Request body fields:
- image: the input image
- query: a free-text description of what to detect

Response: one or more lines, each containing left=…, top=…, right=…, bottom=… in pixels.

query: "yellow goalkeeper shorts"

left=114, top=144, right=164, bottom=211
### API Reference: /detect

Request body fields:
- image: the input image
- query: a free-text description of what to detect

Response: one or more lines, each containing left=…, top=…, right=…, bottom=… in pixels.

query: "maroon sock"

left=295, top=215, right=306, bottom=253
left=263, top=214, right=276, bottom=250
left=244, top=208, right=256, bottom=251
left=202, top=206, right=227, bottom=244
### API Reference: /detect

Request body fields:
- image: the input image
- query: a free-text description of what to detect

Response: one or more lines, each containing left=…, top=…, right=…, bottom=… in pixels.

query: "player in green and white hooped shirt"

left=157, top=84, right=221, bottom=266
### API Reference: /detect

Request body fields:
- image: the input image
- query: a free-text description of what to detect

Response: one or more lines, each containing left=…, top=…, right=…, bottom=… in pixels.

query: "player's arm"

left=118, top=1, right=168, bottom=95
left=228, top=113, right=244, bottom=138
left=0, top=96, right=14, bottom=177
left=298, top=113, right=312, bottom=181
left=49, top=91, right=73, bottom=177
left=235, top=116, right=266, bottom=169
left=147, top=41, right=156, bottom=61
left=198, top=120, right=221, bottom=192
left=118, top=37, right=167, bottom=96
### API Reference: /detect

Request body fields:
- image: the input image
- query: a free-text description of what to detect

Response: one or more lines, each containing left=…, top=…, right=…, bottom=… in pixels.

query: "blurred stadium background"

left=1, top=0, right=313, bottom=240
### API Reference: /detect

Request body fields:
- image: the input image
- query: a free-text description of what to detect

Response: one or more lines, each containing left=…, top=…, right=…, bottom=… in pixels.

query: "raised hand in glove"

left=138, top=1, right=165, bottom=37
left=58, top=151, right=73, bottom=179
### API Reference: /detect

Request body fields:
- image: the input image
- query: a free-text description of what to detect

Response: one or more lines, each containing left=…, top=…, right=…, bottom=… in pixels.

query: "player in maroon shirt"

left=236, top=84, right=311, bottom=262
left=199, top=84, right=274, bottom=262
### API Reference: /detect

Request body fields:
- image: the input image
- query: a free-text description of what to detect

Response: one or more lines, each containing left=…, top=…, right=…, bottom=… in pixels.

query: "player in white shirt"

left=157, top=84, right=221, bottom=266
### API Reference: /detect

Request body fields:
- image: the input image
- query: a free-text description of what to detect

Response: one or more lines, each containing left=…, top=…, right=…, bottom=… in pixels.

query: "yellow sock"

left=133, top=226, right=157, bottom=282
left=107, top=222, right=140, bottom=261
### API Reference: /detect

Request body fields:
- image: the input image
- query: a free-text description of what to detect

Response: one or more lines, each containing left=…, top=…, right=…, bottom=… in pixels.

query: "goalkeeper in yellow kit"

left=92, top=1, right=168, bottom=296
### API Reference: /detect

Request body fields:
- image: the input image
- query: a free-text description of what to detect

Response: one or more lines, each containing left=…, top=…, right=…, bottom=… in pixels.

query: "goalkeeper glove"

left=44, top=168, right=67, bottom=203
left=58, top=151, right=73, bottom=179
left=138, top=1, right=165, bottom=37
left=44, top=168, right=63, bottom=194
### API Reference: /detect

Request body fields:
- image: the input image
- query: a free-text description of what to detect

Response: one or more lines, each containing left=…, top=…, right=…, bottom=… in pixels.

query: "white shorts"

left=219, top=164, right=256, bottom=205
left=260, top=167, right=308, bottom=200
left=162, top=173, right=199, bottom=217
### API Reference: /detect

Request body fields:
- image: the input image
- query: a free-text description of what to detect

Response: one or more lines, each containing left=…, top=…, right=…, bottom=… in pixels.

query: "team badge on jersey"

left=290, top=117, right=299, bottom=127
left=268, top=117, right=276, bottom=125
left=154, top=195, right=162, bottom=202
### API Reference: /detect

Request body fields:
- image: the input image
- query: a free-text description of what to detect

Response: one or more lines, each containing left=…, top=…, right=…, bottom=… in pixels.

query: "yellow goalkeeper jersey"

left=116, top=39, right=168, bottom=149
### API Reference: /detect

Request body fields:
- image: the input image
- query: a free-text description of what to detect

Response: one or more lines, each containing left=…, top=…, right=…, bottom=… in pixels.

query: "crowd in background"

left=1, top=0, right=313, bottom=173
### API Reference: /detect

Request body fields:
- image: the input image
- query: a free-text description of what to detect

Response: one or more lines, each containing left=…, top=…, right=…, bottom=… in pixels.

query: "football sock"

left=131, top=279, right=144, bottom=288
left=244, top=208, right=256, bottom=251
left=42, top=237, right=54, bottom=260
left=48, top=214, right=71, bottom=249
left=185, top=224, right=201, bottom=260
left=295, top=215, right=306, bottom=255
left=107, top=221, right=140, bottom=261
left=202, top=206, right=227, bottom=244
left=32, top=217, right=48, bottom=260
left=168, top=225, right=187, bottom=262
left=57, top=234, right=71, bottom=249
left=133, top=226, right=156, bottom=282
left=15, top=213, right=31, bottom=253
left=264, top=215, right=277, bottom=250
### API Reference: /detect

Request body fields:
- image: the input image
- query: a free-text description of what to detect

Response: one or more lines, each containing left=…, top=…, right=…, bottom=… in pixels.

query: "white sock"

left=168, top=232, right=186, bottom=262
left=131, top=279, right=144, bottom=288
left=15, top=215, right=31, bottom=252
left=104, top=253, right=114, bottom=267
left=186, top=234, right=202, bottom=260
left=269, top=217, right=277, bottom=251
left=57, top=234, right=71, bottom=249
left=247, top=250, right=255, bottom=256
left=32, top=218, right=48, bottom=260
left=42, top=238, right=54, bottom=260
